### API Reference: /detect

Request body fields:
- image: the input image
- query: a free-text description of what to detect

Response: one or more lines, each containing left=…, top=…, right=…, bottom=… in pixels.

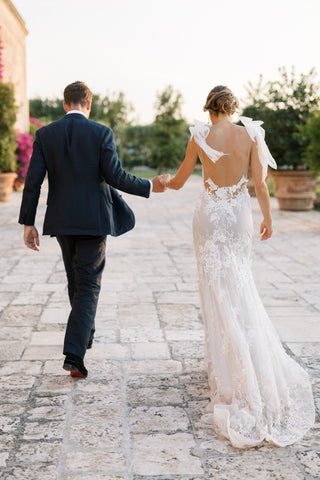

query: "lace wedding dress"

left=192, top=116, right=315, bottom=448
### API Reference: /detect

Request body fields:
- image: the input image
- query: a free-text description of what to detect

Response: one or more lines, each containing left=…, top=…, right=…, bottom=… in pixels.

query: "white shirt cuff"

left=148, top=179, right=153, bottom=195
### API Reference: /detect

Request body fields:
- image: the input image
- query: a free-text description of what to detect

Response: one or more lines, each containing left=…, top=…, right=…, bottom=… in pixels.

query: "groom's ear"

left=63, top=102, right=71, bottom=113
left=86, top=101, right=92, bottom=117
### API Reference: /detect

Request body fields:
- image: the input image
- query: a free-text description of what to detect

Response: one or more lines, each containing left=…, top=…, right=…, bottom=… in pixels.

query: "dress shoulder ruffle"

left=189, top=120, right=226, bottom=163
left=239, top=116, right=277, bottom=181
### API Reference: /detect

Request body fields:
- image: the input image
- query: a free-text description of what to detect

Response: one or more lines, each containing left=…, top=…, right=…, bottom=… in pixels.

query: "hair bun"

left=203, top=85, right=239, bottom=115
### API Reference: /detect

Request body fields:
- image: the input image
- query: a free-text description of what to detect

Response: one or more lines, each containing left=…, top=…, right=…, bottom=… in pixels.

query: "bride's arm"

left=251, top=141, right=273, bottom=240
left=165, top=138, right=198, bottom=190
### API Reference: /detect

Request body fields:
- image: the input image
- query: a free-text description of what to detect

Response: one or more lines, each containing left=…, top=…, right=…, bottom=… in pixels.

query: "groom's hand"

left=151, top=175, right=167, bottom=193
left=24, top=225, right=40, bottom=251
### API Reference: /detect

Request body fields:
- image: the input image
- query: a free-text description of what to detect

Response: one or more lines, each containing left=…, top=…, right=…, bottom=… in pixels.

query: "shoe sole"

left=63, top=363, right=87, bottom=379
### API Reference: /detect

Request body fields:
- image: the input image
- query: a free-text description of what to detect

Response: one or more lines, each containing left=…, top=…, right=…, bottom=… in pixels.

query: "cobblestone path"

left=0, top=176, right=319, bottom=479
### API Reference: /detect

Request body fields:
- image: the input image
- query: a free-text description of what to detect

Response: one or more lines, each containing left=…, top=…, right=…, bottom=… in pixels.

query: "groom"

left=19, top=81, right=166, bottom=378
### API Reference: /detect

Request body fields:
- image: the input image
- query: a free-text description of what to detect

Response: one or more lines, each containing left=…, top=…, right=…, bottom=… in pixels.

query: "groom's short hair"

left=64, top=81, right=92, bottom=106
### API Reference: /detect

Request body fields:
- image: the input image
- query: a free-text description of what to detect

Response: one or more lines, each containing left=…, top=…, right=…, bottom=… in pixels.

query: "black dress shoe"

left=87, top=339, right=93, bottom=349
left=63, top=353, right=88, bottom=378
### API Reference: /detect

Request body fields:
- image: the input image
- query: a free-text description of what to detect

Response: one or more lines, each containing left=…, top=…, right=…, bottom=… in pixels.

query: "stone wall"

left=0, top=0, right=28, bottom=132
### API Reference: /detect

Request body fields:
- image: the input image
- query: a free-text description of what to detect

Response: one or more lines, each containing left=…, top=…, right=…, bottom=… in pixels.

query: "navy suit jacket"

left=18, top=113, right=151, bottom=236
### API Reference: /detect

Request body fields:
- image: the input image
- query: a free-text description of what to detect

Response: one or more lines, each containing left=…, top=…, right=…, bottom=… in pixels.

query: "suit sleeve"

left=100, top=128, right=151, bottom=198
left=18, top=130, right=47, bottom=225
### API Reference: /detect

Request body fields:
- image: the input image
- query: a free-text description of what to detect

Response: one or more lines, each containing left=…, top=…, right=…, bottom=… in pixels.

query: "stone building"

left=0, top=0, right=28, bottom=132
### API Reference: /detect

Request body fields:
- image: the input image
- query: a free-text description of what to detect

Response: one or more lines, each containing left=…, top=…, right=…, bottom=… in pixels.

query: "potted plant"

left=0, top=81, right=18, bottom=201
left=242, top=67, right=320, bottom=210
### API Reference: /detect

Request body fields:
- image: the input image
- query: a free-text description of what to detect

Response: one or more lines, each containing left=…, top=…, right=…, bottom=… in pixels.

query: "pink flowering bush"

left=16, top=116, right=46, bottom=187
left=30, top=117, right=44, bottom=128
left=14, top=118, right=45, bottom=188
left=29, top=116, right=45, bottom=138
left=15, top=132, right=33, bottom=187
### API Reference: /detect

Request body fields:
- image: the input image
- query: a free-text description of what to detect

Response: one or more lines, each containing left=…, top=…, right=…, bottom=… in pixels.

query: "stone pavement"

left=0, top=175, right=319, bottom=480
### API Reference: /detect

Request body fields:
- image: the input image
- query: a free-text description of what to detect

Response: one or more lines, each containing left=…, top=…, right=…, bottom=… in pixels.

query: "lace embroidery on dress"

left=191, top=119, right=315, bottom=448
left=196, top=176, right=252, bottom=291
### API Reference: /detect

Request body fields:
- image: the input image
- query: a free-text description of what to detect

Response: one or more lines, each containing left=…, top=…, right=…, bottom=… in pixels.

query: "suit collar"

left=64, top=112, right=88, bottom=120
left=66, top=109, right=87, bottom=118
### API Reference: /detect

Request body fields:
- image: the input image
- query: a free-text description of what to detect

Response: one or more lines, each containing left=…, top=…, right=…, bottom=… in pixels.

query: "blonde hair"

left=203, top=85, right=239, bottom=115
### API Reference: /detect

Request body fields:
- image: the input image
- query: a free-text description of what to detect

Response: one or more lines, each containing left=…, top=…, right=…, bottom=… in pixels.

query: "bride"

left=162, top=86, right=315, bottom=448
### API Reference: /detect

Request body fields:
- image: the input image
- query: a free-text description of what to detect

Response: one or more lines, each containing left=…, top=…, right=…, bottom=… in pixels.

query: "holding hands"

left=151, top=174, right=171, bottom=192
left=159, top=174, right=171, bottom=188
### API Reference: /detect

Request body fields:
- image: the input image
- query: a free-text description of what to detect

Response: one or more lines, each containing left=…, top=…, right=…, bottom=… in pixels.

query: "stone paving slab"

left=0, top=176, right=319, bottom=479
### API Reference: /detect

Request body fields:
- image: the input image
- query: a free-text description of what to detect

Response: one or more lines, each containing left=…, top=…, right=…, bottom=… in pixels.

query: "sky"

left=11, top=0, right=320, bottom=124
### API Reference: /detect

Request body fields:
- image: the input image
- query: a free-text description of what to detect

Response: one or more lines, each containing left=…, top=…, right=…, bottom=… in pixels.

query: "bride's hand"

left=260, top=218, right=273, bottom=241
left=159, top=174, right=171, bottom=187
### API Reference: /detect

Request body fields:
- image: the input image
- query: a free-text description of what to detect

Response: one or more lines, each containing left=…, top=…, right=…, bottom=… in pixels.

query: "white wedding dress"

left=192, top=117, right=315, bottom=448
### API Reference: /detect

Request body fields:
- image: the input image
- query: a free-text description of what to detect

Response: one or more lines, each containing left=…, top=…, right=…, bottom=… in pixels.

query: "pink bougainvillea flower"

left=15, top=131, right=34, bottom=186
left=30, top=117, right=45, bottom=128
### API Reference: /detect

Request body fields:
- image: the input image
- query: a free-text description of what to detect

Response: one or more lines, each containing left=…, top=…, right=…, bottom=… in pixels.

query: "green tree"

left=149, top=85, right=189, bottom=173
left=0, top=81, right=17, bottom=172
left=242, top=74, right=269, bottom=109
left=121, top=124, right=153, bottom=168
left=298, top=110, right=320, bottom=174
left=29, top=91, right=133, bottom=130
left=241, top=67, right=320, bottom=169
left=29, top=97, right=64, bottom=123
left=91, top=91, right=133, bottom=131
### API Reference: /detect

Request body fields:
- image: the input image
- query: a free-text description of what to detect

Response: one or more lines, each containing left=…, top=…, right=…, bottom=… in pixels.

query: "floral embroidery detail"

left=192, top=173, right=315, bottom=448
left=196, top=177, right=252, bottom=290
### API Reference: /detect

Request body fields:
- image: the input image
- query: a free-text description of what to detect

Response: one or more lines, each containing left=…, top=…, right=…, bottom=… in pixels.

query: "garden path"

left=0, top=176, right=319, bottom=479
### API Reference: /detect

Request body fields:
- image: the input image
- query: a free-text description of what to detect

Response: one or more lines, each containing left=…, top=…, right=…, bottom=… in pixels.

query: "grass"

left=128, top=168, right=179, bottom=180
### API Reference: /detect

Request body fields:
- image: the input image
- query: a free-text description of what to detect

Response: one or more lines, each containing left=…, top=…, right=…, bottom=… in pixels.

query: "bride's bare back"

left=167, top=115, right=276, bottom=241
left=166, top=85, right=277, bottom=241
left=168, top=118, right=255, bottom=193
left=200, top=122, right=252, bottom=188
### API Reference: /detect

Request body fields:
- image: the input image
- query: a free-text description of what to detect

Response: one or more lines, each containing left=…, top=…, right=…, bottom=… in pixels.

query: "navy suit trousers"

left=56, top=235, right=106, bottom=359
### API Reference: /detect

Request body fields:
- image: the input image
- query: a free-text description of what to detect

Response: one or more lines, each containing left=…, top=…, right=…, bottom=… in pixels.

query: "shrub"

left=29, top=116, right=45, bottom=138
left=0, top=136, right=17, bottom=172
left=15, top=132, right=33, bottom=185
left=241, top=67, right=320, bottom=169
left=121, top=125, right=153, bottom=168
left=148, top=85, right=189, bottom=173
left=0, top=81, right=17, bottom=172
left=298, top=111, right=320, bottom=175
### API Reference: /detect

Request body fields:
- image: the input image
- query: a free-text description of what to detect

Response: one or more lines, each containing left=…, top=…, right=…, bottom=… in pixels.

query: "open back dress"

left=192, top=116, right=315, bottom=448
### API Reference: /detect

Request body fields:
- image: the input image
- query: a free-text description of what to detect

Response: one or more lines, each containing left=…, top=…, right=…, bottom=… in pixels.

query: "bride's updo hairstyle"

left=203, top=85, right=239, bottom=115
